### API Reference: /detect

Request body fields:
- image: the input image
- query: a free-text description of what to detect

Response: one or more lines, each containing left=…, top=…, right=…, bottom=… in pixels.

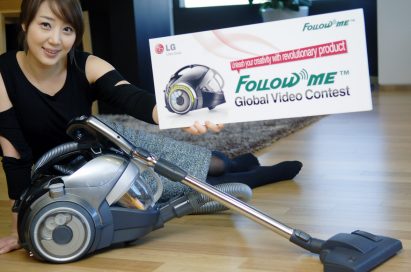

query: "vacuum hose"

left=190, top=182, right=253, bottom=214
left=31, top=142, right=81, bottom=179
left=158, top=182, right=253, bottom=224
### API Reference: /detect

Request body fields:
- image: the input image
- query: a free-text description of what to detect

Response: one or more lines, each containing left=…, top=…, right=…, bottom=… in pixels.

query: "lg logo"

left=155, top=43, right=176, bottom=54
left=155, top=44, right=164, bottom=54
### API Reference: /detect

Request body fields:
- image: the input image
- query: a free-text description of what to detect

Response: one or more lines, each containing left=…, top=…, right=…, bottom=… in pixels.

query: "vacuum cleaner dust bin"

left=115, top=172, right=159, bottom=210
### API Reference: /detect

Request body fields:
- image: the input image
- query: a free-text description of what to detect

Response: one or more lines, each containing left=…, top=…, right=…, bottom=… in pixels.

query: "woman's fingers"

left=182, top=121, right=224, bottom=135
left=0, top=235, right=20, bottom=254
left=205, top=121, right=224, bottom=133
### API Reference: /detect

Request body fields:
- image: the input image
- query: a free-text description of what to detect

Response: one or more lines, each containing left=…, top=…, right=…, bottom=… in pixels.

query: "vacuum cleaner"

left=14, top=115, right=402, bottom=271
left=164, top=64, right=226, bottom=114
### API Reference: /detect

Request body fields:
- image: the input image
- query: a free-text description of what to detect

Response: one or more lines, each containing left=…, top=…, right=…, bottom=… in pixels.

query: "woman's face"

left=24, top=1, right=76, bottom=66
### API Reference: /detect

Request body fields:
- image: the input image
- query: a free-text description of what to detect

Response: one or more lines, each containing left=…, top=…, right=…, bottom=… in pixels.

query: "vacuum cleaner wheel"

left=28, top=202, right=95, bottom=263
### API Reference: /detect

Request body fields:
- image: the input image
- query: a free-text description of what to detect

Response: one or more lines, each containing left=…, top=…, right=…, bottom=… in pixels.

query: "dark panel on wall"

left=309, top=0, right=378, bottom=77
left=5, top=23, right=20, bottom=51
left=82, top=0, right=111, bottom=64
left=173, top=1, right=262, bottom=34
left=108, top=0, right=139, bottom=85
left=133, top=0, right=174, bottom=92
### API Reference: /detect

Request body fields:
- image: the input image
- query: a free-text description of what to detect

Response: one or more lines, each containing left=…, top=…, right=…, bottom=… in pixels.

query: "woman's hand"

left=152, top=105, right=159, bottom=125
left=153, top=104, right=224, bottom=135
left=0, top=210, right=20, bottom=254
left=182, top=121, right=224, bottom=135
left=0, top=234, right=20, bottom=254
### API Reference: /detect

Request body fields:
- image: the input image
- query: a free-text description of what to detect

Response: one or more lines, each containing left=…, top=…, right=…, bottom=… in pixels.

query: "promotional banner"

left=149, top=9, right=372, bottom=129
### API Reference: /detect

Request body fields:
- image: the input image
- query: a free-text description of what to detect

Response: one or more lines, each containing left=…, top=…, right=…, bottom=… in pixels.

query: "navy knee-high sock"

left=206, top=161, right=303, bottom=188
left=210, top=151, right=260, bottom=175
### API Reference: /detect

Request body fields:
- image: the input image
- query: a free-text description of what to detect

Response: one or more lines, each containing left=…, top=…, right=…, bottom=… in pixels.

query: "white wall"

left=377, top=0, right=411, bottom=85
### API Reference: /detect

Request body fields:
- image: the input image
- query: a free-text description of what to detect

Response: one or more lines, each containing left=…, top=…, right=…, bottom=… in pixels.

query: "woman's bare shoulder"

left=84, top=54, right=116, bottom=84
left=0, top=73, right=12, bottom=112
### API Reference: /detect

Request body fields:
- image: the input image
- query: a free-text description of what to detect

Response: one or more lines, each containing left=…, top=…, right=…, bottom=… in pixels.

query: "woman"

left=0, top=0, right=302, bottom=254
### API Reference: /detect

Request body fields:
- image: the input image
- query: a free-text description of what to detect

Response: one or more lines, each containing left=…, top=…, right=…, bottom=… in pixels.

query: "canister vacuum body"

left=15, top=131, right=164, bottom=263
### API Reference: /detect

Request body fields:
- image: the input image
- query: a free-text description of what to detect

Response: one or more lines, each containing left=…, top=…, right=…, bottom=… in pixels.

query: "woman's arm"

left=0, top=75, right=19, bottom=157
left=85, top=55, right=157, bottom=124
left=0, top=133, right=21, bottom=255
left=84, top=55, right=222, bottom=134
left=0, top=133, right=22, bottom=255
left=0, top=73, right=12, bottom=113
left=84, top=55, right=118, bottom=85
left=0, top=74, right=21, bottom=158
left=0, top=73, right=23, bottom=254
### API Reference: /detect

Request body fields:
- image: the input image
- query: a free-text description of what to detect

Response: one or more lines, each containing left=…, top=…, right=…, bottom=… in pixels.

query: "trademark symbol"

left=340, top=70, right=350, bottom=76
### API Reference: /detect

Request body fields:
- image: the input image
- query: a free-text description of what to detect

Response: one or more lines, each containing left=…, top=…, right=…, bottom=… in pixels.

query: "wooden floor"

left=1, top=86, right=410, bottom=271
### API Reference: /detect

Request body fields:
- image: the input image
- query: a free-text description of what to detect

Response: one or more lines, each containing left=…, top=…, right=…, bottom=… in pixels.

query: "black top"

left=0, top=50, right=157, bottom=199
left=0, top=50, right=96, bottom=160
left=0, top=50, right=156, bottom=161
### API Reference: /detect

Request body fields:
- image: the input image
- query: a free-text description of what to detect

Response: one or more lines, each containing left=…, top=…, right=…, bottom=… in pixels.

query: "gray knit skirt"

left=98, top=118, right=212, bottom=202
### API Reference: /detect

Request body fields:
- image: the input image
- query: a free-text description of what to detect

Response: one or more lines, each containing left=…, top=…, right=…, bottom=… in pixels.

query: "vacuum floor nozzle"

left=320, top=230, right=402, bottom=272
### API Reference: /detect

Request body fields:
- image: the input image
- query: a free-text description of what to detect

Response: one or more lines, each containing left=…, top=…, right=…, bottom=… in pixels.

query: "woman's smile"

left=42, top=47, right=61, bottom=58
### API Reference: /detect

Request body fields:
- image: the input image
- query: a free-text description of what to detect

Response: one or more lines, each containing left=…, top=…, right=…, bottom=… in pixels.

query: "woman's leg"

left=207, top=160, right=303, bottom=189
left=207, top=151, right=260, bottom=176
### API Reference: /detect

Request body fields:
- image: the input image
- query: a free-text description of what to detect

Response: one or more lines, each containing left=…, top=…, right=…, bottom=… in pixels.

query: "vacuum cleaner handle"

left=67, top=116, right=136, bottom=155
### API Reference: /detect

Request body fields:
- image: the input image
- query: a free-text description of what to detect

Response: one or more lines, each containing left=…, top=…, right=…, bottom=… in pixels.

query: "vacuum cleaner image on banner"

left=164, top=64, right=226, bottom=114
